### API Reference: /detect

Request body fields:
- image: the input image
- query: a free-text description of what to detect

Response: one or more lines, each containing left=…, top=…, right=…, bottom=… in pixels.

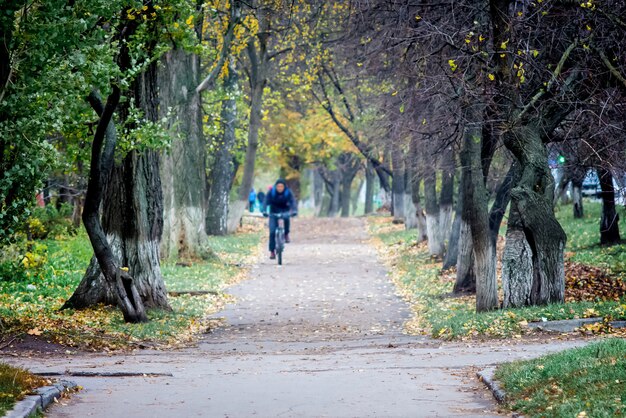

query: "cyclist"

left=263, top=179, right=297, bottom=259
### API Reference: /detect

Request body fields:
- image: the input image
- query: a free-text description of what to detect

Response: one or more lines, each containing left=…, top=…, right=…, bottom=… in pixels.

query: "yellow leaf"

left=448, top=59, right=458, bottom=72
left=121, top=267, right=129, bottom=272
left=488, top=73, right=495, bottom=81
left=28, top=328, right=43, bottom=336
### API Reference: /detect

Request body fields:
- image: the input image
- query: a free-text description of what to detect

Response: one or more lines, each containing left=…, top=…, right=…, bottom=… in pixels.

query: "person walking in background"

left=248, top=188, right=257, bottom=212
left=257, top=190, right=266, bottom=213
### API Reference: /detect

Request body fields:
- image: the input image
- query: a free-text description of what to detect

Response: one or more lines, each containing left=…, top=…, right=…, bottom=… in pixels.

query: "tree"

left=64, top=3, right=183, bottom=320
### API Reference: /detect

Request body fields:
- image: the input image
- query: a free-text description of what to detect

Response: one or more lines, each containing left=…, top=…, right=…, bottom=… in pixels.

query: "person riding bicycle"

left=263, top=179, right=297, bottom=259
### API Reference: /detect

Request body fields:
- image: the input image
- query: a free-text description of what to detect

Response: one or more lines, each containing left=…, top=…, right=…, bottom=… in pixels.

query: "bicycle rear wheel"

left=275, top=228, right=284, bottom=265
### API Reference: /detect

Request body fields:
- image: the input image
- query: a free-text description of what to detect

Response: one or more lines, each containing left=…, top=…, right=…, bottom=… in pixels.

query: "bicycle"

left=270, top=212, right=293, bottom=265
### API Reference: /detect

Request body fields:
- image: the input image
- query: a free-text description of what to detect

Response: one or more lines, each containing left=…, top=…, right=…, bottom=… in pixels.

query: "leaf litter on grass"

left=367, top=217, right=626, bottom=340
left=0, top=221, right=263, bottom=352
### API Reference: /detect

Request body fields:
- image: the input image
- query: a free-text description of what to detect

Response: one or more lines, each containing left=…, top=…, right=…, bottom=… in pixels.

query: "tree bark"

left=454, top=218, right=476, bottom=293
left=409, top=138, right=428, bottom=241
left=235, top=10, right=270, bottom=224
left=424, top=160, right=443, bottom=257
left=391, top=143, right=406, bottom=222
left=159, top=47, right=208, bottom=258
left=597, top=167, right=620, bottom=245
left=206, top=61, right=238, bottom=235
left=324, top=169, right=341, bottom=217
left=64, top=37, right=169, bottom=318
left=571, top=173, right=584, bottom=219
left=443, top=210, right=461, bottom=271
left=313, top=168, right=324, bottom=216
left=364, top=160, right=375, bottom=214
left=461, top=112, right=498, bottom=311
left=502, top=125, right=567, bottom=306
left=439, top=145, right=455, bottom=248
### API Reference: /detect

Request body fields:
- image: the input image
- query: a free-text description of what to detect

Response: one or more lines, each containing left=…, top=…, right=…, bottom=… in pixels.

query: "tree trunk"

left=439, top=146, right=455, bottom=248
left=571, top=174, right=584, bottom=219
left=351, top=178, right=364, bottom=216
left=159, top=48, right=207, bottom=258
left=235, top=14, right=270, bottom=223
left=326, top=169, right=341, bottom=217
left=206, top=62, right=238, bottom=235
left=443, top=211, right=461, bottom=270
left=340, top=171, right=353, bottom=217
left=409, top=138, right=428, bottom=241
left=391, top=144, right=405, bottom=222
left=502, top=125, right=567, bottom=306
left=597, top=167, right=620, bottom=245
left=313, top=168, right=324, bottom=216
left=65, top=55, right=169, bottom=317
left=364, top=160, right=375, bottom=214
left=424, top=163, right=443, bottom=257
left=488, top=162, right=519, bottom=246
left=403, top=165, right=418, bottom=230
left=454, top=219, right=476, bottom=292
left=461, top=112, right=497, bottom=311
left=502, top=207, right=533, bottom=307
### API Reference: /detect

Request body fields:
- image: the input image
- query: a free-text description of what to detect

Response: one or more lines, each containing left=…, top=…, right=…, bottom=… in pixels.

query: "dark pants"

left=249, top=200, right=255, bottom=212
left=269, top=215, right=290, bottom=251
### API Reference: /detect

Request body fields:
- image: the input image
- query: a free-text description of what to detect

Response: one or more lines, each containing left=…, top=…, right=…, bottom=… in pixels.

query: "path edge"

left=4, top=380, right=77, bottom=418
left=477, top=367, right=525, bottom=418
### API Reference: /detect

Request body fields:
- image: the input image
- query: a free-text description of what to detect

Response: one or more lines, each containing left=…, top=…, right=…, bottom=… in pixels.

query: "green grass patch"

left=495, top=338, right=626, bottom=417
left=556, top=201, right=626, bottom=270
left=0, top=363, right=49, bottom=415
left=0, top=225, right=262, bottom=350
left=368, top=210, right=626, bottom=340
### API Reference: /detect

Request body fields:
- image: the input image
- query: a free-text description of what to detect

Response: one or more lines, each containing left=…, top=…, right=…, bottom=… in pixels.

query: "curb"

left=477, top=368, right=524, bottom=418
left=4, top=380, right=77, bottom=418
left=527, top=317, right=626, bottom=333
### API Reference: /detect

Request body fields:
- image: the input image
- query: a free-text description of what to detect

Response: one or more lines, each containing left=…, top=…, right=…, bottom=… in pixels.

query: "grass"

left=367, top=200, right=626, bottom=340
left=495, top=338, right=626, bottom=417
left=0, top=220, right=263, bottom=350
left=0, top=363, right=49, bottom=415
left=556, top=201, right=626, bottom=270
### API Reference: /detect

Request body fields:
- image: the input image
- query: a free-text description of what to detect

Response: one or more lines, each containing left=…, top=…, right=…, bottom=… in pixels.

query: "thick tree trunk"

left=391, top=145, right=405, bottom=222
left=69, top=150, right=169, bottom=310
left=206, top=62, right=238, bottom=235
left=340, top=171, right=355, bottom=217
left=502, top=125, right=567, bottom=306
left=351, top=178, right=364, bottom=215
left=313, top=168, right=324, bottom=216
left=364, top=161, right=375, bottom=214
left=326, top=170, right=341, bottom=217
left=443, top=211, right=461, bottom=270
left=502, top=207, right=533, bottom=307
left=572, top=177, right=584, bottom=219
left=597, top=167, right=620, bottom=245
left=424, top=164, right=443, bottom=257
left=159, top=48, right=207, bottom=258
left=236, top=18, right=269, bottom=224
left=439, top=146, right=455, bottom=244
left=409, top=138, right=427, bottom=241
left=65, top=55, right=169, bottom=316
left=454, top=219, right=476, bottom=292
left=461, top=116, right=497, bottom=311
left=488, top=162, right=519, bottom=246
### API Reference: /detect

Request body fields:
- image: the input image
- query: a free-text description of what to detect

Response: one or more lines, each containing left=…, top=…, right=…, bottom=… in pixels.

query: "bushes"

left=0, top=204, right=74, bottom=282
left=26, top=204, right=76, bottom=240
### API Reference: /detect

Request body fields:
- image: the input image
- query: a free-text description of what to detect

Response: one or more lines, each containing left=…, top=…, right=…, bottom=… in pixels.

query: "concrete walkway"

left=3, top=218, right=585, bottom=417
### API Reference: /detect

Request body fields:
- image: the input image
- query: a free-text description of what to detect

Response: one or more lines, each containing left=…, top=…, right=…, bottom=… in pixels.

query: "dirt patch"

left=0, top=333, right=76, bottom=356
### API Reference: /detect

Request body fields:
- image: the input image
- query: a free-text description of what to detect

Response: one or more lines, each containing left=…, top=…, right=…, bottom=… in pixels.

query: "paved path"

left=3, top=218, right=585, bottom=417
